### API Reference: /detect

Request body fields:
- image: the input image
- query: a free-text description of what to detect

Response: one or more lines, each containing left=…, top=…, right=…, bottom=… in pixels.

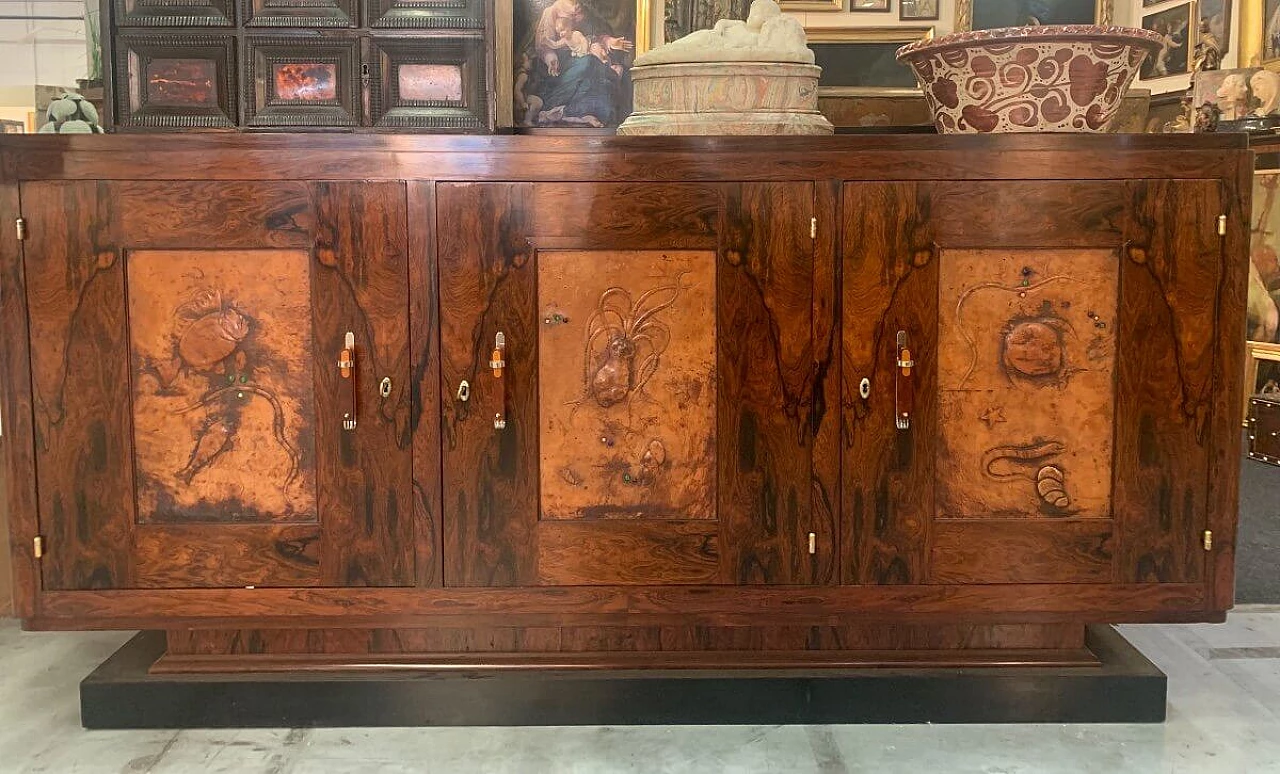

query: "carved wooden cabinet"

left=0, top=134, right=1248, bottom=674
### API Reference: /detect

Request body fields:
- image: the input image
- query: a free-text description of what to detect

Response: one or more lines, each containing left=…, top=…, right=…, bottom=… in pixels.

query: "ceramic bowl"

left=896, top=25, right=1164, bottom=133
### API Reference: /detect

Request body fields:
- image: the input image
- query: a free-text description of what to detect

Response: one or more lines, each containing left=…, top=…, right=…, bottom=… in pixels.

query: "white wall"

left=0, top=0, right=92, bottom=123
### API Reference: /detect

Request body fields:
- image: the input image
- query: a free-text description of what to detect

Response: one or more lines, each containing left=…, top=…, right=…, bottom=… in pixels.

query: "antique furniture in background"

left=0, top=133, right=1248, bottom=722
left=101, top=0, right=495, bottom=131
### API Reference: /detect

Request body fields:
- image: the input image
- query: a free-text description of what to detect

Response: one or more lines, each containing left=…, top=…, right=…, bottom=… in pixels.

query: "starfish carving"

left=979, top=406, right=1006, bottom=429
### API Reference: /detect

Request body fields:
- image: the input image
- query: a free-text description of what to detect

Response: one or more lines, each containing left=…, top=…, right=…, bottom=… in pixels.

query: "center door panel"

left=437, top=182, right=837, bottom=587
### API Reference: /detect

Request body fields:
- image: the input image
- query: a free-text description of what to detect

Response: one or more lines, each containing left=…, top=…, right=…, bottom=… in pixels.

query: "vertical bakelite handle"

left=338, top=331, right=356, bottom=431
left=490, top=332, right=507, bottom=430
left=895, top=330, right=913, bottom=431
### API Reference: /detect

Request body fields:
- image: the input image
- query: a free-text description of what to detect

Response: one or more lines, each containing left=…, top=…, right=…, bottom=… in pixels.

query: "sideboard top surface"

left=0, top=133, right=1251, bottom=183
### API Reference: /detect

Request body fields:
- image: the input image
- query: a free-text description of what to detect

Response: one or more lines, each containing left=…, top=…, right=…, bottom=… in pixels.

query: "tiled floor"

left=3, top=611, right=1280, bottom=773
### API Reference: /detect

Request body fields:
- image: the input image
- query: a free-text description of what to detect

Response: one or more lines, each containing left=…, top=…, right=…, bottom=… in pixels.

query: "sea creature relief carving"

left=938, top=250, right=1117, bottom=519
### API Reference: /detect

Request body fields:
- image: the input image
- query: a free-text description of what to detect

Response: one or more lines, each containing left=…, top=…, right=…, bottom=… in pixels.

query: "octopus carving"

left=582, top=272, right=687, bottom=408
left=538, top=251, right=716, bottom=521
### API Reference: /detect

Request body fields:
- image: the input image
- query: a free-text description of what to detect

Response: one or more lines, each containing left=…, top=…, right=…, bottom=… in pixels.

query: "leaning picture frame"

left=805, top=26, right=933, bottom=95
left=954, top=0, right=1113, bottom=31
left=1246, top=341, right=1280, bottom=425
left=512, top=0, right=652, bottom=130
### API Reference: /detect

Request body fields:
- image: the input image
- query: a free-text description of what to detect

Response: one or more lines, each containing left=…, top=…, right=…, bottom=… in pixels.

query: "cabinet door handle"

left=338, top=331, right=356, bottom=431
left=895, top=330, right=913, bottom=431
left=491, top=332, right=507, bottom=430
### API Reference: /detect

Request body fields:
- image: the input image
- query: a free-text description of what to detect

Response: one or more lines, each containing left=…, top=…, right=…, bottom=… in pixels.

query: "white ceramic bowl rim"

left=895, top=24, right=1165, bottom=61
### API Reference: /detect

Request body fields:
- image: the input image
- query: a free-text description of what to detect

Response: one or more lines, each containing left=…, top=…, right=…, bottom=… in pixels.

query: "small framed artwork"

left=1199, top=0, right=1231, bottom=54
left=513, top=0, right=651, bottom=130
left=1140, top=3, right=1195, bottom=80
left=114, top=0, right=233, bottom=26
left=1245, top=342, right=1280, bottom=425
left=955, top=0, right=1112, bottom=31
left=242, top=0, right=356, bottom=27
left=779, top=0, right=844, bottom=10
left=806, top=27, right=933, bottom=94
left=245, top=37, right=358, bottom=127
left=368, top=37, right=490, bottom=131
left=900, top=0, right=939, bottom=21
left=115, top=34, right=236, bottom=129
left=368, top=0, right=485, bottom=29
left=849, top=0, right=891, bottom=11
left=0, top=119, right=24, bottom=133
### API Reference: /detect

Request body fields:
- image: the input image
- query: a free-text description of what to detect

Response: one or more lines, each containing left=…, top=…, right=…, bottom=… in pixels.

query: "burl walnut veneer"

left=0, top=134, right=1249, bottom=673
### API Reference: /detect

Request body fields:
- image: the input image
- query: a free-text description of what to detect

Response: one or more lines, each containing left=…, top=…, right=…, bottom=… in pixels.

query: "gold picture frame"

left=1245, top=341, right=1280, bottom=425
left=780, top=0, right=843, bottom=10
left=804, top=26, right=934, bottom=96
left=954, top=0, right=1113, bottom=31
left=1242, top=0, right=1280, bottom=69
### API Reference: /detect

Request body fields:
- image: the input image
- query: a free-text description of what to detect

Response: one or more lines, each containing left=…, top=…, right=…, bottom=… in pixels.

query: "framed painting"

left=244, top=37, right=359, bottom=127
left=1199, top=0, right=1231, bottom=54
left=900, top=0, right=939, bottom=20
left=514, top=0, right=651, bottom=130
left=115, top=34, right=236, bottom=129
left=849, top=0, right=890, bottom=12
left=1140, top=3, right=1195, bottom=80
left=806, top=27, right=933, bottom=95
left=779, top=0, right=843, bottom=10
left=368, top=37, right=490, bottom=130
left=0, top=119, right=23, bottom=133
left=954, top=0, right=1112, bottom=31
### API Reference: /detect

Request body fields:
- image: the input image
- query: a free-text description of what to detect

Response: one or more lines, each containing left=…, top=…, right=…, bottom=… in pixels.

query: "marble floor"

left=2, top=612, right=1280, bottom=773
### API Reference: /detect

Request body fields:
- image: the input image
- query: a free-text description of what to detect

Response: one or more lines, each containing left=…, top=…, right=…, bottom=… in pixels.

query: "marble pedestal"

left=618, top=62, right=833, bottom=136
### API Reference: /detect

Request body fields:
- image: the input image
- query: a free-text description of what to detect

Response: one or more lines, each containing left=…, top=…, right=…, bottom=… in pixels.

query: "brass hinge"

left=15, top=217, right=26, bottom=241
left=1217, top=215, right=1227, bottom=236
left=1203, top=530, right=1213, bottom=551
left=32, top=536, right=44, bottom=559
left=810, top=217, right=817, bottom=239
left=808, top=532, right=816, bottom=555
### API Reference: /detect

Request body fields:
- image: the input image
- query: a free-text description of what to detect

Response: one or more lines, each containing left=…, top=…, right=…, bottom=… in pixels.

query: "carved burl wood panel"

left=538, top=250, right=717, bottom=521
left=128, top=250, right=318, bottom=523
left=937, top=249, right=1118, bottom=520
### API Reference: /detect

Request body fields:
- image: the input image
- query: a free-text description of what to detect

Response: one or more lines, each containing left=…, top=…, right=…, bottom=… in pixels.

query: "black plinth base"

left=80, top=626, right=1166, bottom=728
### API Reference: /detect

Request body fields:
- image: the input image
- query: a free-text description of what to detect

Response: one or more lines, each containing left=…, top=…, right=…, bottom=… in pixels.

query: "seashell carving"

left=1036, top=465, right=1071, bottom=509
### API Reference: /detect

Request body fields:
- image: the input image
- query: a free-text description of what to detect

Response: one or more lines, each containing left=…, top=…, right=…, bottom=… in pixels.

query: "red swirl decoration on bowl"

left=896, top=25, right=1162, bottom=133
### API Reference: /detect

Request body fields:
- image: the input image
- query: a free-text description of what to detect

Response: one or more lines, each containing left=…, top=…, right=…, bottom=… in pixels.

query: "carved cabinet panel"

left=22, top=181, right=414, bottom=589
left=436, top=182, right=838, bottom=587
left=842, top=180, right=1223, bottom=586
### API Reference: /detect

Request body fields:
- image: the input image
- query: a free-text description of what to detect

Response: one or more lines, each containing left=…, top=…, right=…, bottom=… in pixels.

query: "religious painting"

left=127, top=250, right=318, bottom=524
left=273, top=63, right=337, bottom=101
left=806, top=28, right=933, bottom=93
left=900, top=0, right=939, bottom=21
left=956, top=0, right=1107, bottom=31
left=514, top=0, right=648, bottom=129
left=1250, top=168, right=1280, bottom=345
left=145, top=58, right=217, bottom=106
left=1268, top=0, right=1280, bottom=61
left=937, top=249, right=1118, bottom=520
left=1141, top=3, right=1194, bottom=79
left=537, top=250, right=717, bottom=521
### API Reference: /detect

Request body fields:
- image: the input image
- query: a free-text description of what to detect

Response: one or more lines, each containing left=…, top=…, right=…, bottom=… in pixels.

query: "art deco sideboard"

left=0, top=134, right=1249, bottom=678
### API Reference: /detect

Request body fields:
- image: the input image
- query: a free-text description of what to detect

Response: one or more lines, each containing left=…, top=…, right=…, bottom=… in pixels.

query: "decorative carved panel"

left=537, top=250, right=717, bottom=521
left=368, top=0, right=485, bottom=28
left=127, top=250, right=318, bottom=523
left=114, top=0, right=234, bottom=26
left=242, top=0, right=356, bottom=28
left=368, top=36, right=488, bottom=130
left=116, top=35, right=237, bottom=128
left=937, top=249, right=1118, bottom=519
left=244, top=37, right=359, bottom=126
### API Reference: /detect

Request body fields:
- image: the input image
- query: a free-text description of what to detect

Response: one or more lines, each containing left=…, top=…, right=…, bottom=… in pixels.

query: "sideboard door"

left=842, top=179, right=1222, bottom=590
left=22, top=180, right=415, bottom=590
left=437, top=182, right=836, bottom=587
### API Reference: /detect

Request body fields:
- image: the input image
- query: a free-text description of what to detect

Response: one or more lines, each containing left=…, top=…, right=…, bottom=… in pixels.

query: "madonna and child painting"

left=514, top=0, right=638, bottom=129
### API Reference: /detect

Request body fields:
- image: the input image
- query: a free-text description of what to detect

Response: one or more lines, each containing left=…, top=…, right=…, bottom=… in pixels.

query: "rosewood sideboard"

left=0, top=134, right=1250, bottom=680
